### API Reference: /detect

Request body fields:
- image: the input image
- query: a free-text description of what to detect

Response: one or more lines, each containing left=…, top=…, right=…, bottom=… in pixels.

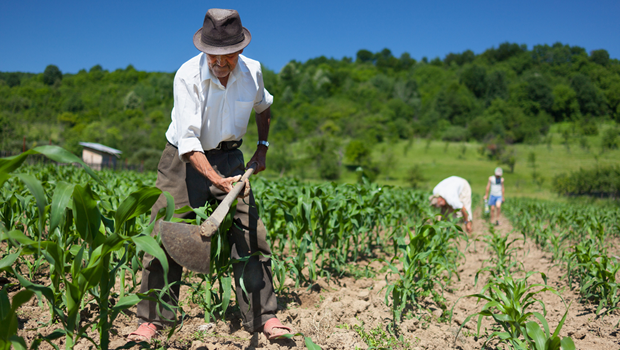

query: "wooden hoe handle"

left=199, top=165, right=255, bottom=238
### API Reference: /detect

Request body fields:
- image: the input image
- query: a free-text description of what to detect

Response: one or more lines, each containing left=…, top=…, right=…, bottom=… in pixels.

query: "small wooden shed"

left=79, top=142, right=122, bottom=170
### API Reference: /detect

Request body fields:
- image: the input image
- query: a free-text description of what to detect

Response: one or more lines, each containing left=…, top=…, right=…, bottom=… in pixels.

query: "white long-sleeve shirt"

left=165, top=53, right=273, bottom=160
left=432, top=176, right=473, bottom=220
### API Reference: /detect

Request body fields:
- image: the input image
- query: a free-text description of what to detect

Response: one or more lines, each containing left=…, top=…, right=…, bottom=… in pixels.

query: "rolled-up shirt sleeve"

left=173, top=74, right=204, bottom=161
left=252, top=67, right=273, bottom=114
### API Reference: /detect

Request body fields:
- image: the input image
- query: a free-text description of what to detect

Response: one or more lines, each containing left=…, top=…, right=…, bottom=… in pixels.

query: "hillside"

left=1, top=42, right=619, bottom=177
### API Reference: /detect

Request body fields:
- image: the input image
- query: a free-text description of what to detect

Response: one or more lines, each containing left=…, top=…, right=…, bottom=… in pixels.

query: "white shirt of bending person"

left=165, top=53, right=273, bottom=160
left=432, top=176, right=472, bottom=220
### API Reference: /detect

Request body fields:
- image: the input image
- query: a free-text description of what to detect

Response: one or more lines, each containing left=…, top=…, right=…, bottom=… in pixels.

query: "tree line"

left=0, top=42, right=618, bottom=176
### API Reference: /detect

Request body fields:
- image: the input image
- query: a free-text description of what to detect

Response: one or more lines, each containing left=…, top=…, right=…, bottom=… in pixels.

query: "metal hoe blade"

left=158, top=166, right=255, bottom=274
left=160, top=220, right=211, bottom=274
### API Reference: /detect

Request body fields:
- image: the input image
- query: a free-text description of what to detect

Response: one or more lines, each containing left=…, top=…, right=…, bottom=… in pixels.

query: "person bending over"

left=429, top=176, right=473, bottom=233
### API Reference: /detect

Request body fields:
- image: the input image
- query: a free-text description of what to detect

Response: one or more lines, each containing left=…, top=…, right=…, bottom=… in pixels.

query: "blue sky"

left=1, top=0, right=619, bottom=74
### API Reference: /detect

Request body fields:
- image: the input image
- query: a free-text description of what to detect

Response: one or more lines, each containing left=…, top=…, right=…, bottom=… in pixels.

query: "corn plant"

left=0, top=289, right=33, bottom=350
left=385, top=217, right=465, bottom=322
left=547, top=230, right=568, bottom=263
left=0, top=146, right=174, bottom=349
left=475, top=223, right=523, bottom=285
left=567, top=242, right=620, bottom=317
left=451, top=271, right=573, bottom=349
left=565, top=238, right=600, bottom=287
left=182, top=202, right=236, bottom=323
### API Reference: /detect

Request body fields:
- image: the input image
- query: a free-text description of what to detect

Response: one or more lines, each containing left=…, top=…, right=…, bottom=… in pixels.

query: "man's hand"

left=247, top=146, right=267, bottom=174
left=212, top=175, right=250, bottom=198
left=466, top=221, right=472, bottom=233
left=186, top=151, right=250, bottom=197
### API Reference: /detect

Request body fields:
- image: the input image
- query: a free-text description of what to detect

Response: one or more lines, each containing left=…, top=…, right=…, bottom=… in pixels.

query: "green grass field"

left=349, top=123, right=620, bottom=201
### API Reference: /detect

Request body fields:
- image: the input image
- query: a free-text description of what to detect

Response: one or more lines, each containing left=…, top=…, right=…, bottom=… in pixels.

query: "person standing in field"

left=128, top=8, right=292, bottom=342
left=483, top=167, right=505, bottom=226
left=429, top=176, right=473, bottom=233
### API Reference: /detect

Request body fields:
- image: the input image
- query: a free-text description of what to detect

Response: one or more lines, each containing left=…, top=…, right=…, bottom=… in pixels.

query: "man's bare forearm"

left=256, top=107, right=271, bottom=143
left=249, top=107, right=271, bottom=173
left=185, top=151, right=221, bottom=183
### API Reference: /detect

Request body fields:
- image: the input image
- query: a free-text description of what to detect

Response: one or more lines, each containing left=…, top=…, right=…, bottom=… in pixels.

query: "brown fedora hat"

left=193, top=9, right=252, bottom=55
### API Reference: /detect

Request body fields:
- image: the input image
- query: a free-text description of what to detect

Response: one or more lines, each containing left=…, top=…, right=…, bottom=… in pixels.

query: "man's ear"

left=238, top=49, right=244, bottom=55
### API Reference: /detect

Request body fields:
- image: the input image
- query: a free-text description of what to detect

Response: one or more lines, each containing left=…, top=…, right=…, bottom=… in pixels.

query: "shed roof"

left=79, top=142, right=122, bottom=157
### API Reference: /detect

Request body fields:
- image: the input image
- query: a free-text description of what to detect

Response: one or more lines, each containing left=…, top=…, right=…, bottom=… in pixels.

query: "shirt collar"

left=200, top=53, right=244, bottom=88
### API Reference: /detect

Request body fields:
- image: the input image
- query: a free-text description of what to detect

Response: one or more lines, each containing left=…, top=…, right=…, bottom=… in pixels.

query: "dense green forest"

left=1, top=42, right=619, bottom=176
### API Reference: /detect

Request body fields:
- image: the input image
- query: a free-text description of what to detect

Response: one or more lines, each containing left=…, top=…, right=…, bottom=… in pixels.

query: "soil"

left=10, top=210, right=620, bottom=350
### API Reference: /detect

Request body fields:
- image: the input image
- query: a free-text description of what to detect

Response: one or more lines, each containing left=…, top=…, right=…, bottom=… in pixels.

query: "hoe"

left=159, top=166, right=254, bottom=273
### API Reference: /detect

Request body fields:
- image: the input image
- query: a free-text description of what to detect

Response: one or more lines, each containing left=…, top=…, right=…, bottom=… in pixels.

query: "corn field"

left=1, top=147, right=619, bottom=349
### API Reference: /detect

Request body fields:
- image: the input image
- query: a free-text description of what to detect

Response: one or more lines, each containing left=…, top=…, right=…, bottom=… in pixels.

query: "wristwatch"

left=257, top=140, right=270, bottom=147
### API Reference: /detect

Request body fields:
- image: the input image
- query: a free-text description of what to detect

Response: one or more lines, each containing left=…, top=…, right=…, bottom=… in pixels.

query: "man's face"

left=206, top=50, right=243, bottom=78
left=436, top=197, right=446, bottom=207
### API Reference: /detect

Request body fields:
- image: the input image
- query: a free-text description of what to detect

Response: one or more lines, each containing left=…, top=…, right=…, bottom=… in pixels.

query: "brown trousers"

left=136, top=143, right=277, bottom=332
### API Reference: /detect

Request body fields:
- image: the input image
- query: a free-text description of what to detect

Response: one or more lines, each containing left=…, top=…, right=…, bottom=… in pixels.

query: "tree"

left=356, top=49, right=374, bottom=64
left=590, top=49, right=610, bottom=66
left=551, top=84, right=580, bottom=122
left=485, top=70, right=508, bottom=101
left=525, top=74, right=554, bottom=114
left=460, top=65, right=487, bottom=98
left=571, top=73, right=605, bottom=116
left=4, top=73, right=21, bottom=87
left=345, top=139, right=371, bottom=165
left=43, top=65, right=62, bottom=85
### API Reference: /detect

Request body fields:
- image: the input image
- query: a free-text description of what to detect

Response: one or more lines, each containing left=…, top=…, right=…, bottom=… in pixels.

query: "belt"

left=167, top=139, right=242, bottom=152
left=212, top=139, right=242, bottom=151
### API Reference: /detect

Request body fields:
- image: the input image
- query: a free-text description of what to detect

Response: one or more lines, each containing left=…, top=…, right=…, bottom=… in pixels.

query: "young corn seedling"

left=0, top=289, right=33, bottom=350
left=451, top=271, right=574, bottom=349
left=572, top=253, right=620, bottom=318
left=386, top=217, right=464, bottom=323
left=476, top=223, right=522, bottom=282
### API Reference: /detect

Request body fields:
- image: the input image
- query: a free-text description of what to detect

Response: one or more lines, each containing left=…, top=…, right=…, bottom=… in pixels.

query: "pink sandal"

left=127, top=322, right=158, bottom=342
left=263, top=318, right=293, bottom=340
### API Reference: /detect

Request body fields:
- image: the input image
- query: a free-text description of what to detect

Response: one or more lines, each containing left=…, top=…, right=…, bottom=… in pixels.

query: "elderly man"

left=128, top=8, right=291, bottom=341
left=429, top=176, right=473, bottom=233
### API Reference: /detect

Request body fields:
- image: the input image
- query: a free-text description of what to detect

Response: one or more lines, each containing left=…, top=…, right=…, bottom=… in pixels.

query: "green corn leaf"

left=73, top=184, right=102, bottom=246
left=546, top=336, right=561, bottom=350
left=132, top=234, right=169, bottom=284
left=532, top=312, right=550, bottom=338
left=80, top=261, right=105, bottom=291
left=0, top=293, right=17, bottom=340
left=49, top=182, right=75, bottom=234
left=162, top=191, right=175, bottom=221
left=275, top=333, right=321, bottom=349
left=560, top=337, right=576, bottom=350
left=493, top=313, right=514, bottom=322
left=40, top=242, right=62, bottom=271
left=15, top=173, right=48, bottom=228
left=33, top=145, right=104, bottom=187
left=220, top=276, right=232, bottom=318
left=525, top=321, right=546, bottom=350
left=0, top=253, right=20, bottom=272
left=9, top=335, right=28, bottom=350
left=0, top=289, right=8, bottom=321
left=304, top=336, right=322, bottom=349
left=0, top=152, right=29, bottom=174
left=115, top=187, right=162, bottom=232
left=9, top=290, right=34, bottom=314
left=552, top=302, right=572, bottom=338
left=111, top=295, right=141, bottom=313
left=1, top=230, right=35, bottom=246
